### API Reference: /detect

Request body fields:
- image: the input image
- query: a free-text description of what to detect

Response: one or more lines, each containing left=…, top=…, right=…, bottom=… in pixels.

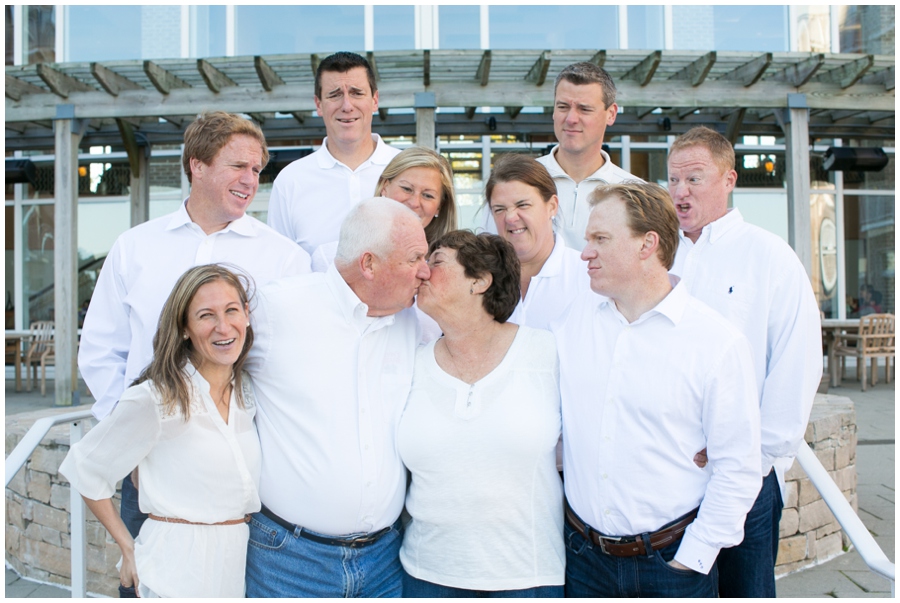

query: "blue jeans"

left=564, top=522, right=718, bottom=598
left=118, top=472, right=147, bottom=598
left=717, top=469, right=782, bottom=597
left=403, top=570, right=563, bottom=598
left=245, top=511, right=404, bottom=597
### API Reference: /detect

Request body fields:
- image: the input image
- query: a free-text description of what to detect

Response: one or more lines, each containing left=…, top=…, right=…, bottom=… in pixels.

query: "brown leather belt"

left=148, top=513, right=250, bottom=526
left=564, top=500, right=698, bottom=557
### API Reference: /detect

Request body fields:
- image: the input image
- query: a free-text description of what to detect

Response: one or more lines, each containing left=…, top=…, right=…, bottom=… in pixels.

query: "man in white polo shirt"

left=78, top=111, right=309, bottom=597
left=267, top=51, right=400, bottom=254
left=552, top=182, right=761, bottom=597
left=537, top=62, right=638, bottom=250
left=667, top=126, right=823, bottom=597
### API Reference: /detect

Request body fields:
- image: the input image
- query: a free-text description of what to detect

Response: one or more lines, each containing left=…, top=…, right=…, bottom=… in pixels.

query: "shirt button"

left=602, top=473, right=608, bottom=479
left=604, top=509, right=610, bottom=515
left=364, top=445, right=370, bottom=450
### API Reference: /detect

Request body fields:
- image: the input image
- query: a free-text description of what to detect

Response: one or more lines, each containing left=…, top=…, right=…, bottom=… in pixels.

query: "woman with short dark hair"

left=398, top=230, right=564, bottom=597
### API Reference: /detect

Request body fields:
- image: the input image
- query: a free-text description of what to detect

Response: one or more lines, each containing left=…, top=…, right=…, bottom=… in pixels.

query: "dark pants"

left=403, top=570, right=563, bottom=598
left=118, top=472, right=148, bottom=598
left=564, top=522, right=718, bottom=598
left=717, top=469, right=782, bottom=597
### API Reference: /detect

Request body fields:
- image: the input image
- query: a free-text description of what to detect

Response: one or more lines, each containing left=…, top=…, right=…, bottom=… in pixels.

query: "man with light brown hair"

left=667, top=126, right=822, bottom=597
left=552, top=181, right=761, bottom=597
left=536, top=62, right=638, bottom=250
left=79, top=112, right=309, bottom=596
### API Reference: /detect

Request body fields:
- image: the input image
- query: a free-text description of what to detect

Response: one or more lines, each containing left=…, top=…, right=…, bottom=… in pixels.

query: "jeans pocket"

left=564, top=523, right=590, bottom=556
left=652, top=548, right=702, bottom=577
left=248, top=515, right=289, bottom=551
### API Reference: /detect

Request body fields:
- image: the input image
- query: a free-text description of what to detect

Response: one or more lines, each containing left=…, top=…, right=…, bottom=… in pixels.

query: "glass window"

left=374, top=6, right=415, bottom=50
left=672, top=6, right=788, bottom=52
left=628, top=6, right=664, bottom=50
left=5, top=6, right=13, bottom=66
left=735, top=151, right=786, bottom=188
left=445, top=150, right=484, bottom=230
left=438, top=6, right=480, bottom=50
left=26, top=5, right=55, bottom=64
left=190, top=5, right=226, bottom=58
left=794, top=5, right=831, bottom=52
left=841, top=143, right=895, bottom=191
left=235, top=6, right=364, bottom=56
left=810, top=190, right=838, bottom=318
left=629, top=150, right=668, bottom=185
left=839, top=5, right=895, bottom=55
left=732, top=191, right=788, bottom=243
left=489, top=6, right=618, bottom=49
left=68, top=6, right=141, bottom=62
left=22, top=204, right=54, bottom=326
left=844, top=195, right=894, bottom=317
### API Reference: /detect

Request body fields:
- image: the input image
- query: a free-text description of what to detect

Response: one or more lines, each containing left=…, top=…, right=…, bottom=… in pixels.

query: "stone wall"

left=776, top=393, right=858, bottom=575
left=6, top=395, right=857, bottom=593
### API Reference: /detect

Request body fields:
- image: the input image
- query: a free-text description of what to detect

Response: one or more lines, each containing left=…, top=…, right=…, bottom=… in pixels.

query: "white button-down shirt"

left=508, top=235, right=589, bottom=331
left=80, top=201, right=310, bottom=420
left=671, top=209, right=823, bottom=489
left=536, top=146, right=640, bottom=250
left=246, top=265, right=420, bottom=536
left=267, top=135, right=400, bottom=254
left=552, top=279, right=762, bottom=574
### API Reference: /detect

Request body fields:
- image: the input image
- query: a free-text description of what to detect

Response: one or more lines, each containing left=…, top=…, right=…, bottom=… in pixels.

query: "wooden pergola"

left=5, top=48, right=896, bottom=406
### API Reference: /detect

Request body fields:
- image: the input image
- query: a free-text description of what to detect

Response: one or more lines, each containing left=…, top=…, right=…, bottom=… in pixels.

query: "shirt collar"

left=680, top=207, right=744, bottom=246
left=598, top=274, right=686, bottom=326
left=316, top=134, right=394, bottom=170
left=324, top=262, right=396, bottom=331
left=165, top=198, right=257, bottom=237
left=542, top=144, right=614, bottom=182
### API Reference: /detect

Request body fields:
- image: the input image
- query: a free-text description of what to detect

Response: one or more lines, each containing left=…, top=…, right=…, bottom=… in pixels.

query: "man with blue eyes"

left=667, top=126, right=822, bottom=597
left=267, top=51, right=401, bottom=255
left=78, top=111, right=309, bottom=597
left=536, top=61, right=638, bottom=251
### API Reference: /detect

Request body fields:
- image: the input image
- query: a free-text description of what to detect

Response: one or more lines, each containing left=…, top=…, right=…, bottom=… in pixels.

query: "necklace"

left=213, top=384, right=232, bottom=409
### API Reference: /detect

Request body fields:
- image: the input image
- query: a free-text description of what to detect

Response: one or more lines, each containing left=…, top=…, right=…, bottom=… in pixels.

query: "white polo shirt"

left=79, top=201, right=311, bottom=420
left=267, top=135, right=400, bottom=254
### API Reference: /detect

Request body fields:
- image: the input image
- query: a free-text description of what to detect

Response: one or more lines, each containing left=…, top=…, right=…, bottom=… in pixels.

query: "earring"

left=182, top=333, right=189, bottom=340
left=434, top=212, right=439, bottom=218
left=470, top=287, right=474, bottom=294
left=246, top=323, right=251, bottom=328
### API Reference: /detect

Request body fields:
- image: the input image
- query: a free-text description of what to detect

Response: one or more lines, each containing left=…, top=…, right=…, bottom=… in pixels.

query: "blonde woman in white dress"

left=60, top=265, right=261, bottom=597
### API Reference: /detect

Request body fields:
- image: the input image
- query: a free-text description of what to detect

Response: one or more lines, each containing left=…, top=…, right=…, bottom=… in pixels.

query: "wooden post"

left=53, top=105, right=85, bottom=407
left=130, top=149, right=150, bottom=226
left=780, top=94, right=813, bottom=279
left=414, top=92, right=437, bottom=150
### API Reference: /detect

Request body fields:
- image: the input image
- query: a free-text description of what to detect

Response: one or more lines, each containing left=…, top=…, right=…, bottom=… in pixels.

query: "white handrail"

left=796, top=443, right=895, bottom=594
left=5, top=409, right=94, bottom=598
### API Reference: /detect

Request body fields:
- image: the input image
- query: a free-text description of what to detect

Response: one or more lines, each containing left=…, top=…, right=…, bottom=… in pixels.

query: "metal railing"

left=5, top=409, right=93, bottom=598
left=796, top=442, right=895, bottom=595
left=4, top=412, right=896, bottom=598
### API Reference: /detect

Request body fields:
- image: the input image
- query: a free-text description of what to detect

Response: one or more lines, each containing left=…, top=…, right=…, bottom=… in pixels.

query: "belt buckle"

left=598, top=535, right=622, bottom=555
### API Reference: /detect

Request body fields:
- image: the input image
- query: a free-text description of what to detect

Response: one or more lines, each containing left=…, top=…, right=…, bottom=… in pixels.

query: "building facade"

left=5, top=5, right=896, bottom=339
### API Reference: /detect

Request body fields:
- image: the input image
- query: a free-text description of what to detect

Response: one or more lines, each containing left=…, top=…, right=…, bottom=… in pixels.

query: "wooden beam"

left=635, top=107, right=658, bottom=119
left=310, top=54, right=320, bottom=78
left=254, top=56, right=284, bottom=91
left=5, top=74, right=45, bottom=101
left=824, top=55, right=874, bottom=89
left=248, top=113, right=266, bottom=125
left=880, top=66, right=894, bottom=91
left=829, top=109, right=867, bottom=123
left=198, top=58, right=237, bottom=93
left=116, top=118, right=142, bottom=178
left=423, top=49, right=431, bottom=87
left=678, top=107, right=700, bottom=119
left=160, top=115, right=186, bottom=128
left=506, top=106, right=523, bottom=119
left=465, top=106, right=477, bottom=119
left=721, top=53, right=772, bottom=87
left=476, top=50, right=492, bottom=86
left=36, top=64, right=94, bottom=98
left=144, top=61, right=190, bottom=95
left=90, top=62, right=141, bottom=96
left=5, top=122, right=27, bottom=133
left=622, top=50, right=661, bottom=87
left=671, top=51, right=716, bottom=87
left=589, top=50, right=606, bottom=69
left=525, top=51, right=551, bottom=86
left=868, top=112, right=894, bottom=124
left=776, top=53, right=825, bottom=87
left=289, top=111, right=305, bottom=124
left=366, top=51, right=380, bottom=82
left=724, top=107, right=746, bottom=145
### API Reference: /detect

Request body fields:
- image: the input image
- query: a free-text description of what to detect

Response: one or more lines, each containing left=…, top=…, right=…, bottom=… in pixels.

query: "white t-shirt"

left=398, top=326, right=564, bottom=591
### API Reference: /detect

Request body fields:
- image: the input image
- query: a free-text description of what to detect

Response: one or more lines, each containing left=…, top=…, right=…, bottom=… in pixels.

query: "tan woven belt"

left=148, top=513, right=250, bottom=526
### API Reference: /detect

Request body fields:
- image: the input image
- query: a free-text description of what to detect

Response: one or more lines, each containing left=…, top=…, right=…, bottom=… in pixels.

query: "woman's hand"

left=119, top=542, right=140, bottom=596
left=81, top=495, right=141, bottom=595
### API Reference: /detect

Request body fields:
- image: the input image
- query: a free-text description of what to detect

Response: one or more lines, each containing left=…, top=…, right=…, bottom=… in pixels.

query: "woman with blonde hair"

left=60, top=264, right=261, bottom=598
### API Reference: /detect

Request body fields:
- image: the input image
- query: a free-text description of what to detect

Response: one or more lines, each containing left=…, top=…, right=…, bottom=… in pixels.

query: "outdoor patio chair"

left=22, top=320, right=55, bottom=396
left=830, top=313, right=895, bottom=391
